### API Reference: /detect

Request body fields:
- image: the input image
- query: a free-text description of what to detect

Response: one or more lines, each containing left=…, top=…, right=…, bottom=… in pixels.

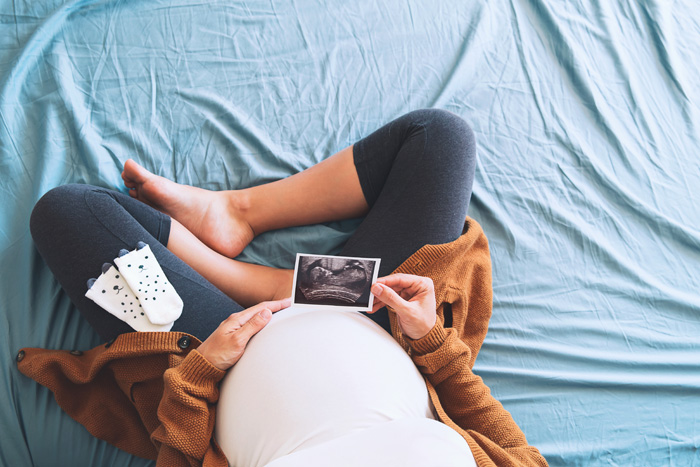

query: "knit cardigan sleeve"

left=150, top=349, right=229, bottom=467
left=406, top=324, right=548, bottom=467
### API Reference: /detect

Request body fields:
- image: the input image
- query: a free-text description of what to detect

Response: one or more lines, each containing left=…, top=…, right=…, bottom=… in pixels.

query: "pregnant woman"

left=21, top=109, right=547, bottom=466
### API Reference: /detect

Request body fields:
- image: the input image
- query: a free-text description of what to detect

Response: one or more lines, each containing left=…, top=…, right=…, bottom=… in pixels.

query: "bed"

left=2, top=0, right=699, bottom=465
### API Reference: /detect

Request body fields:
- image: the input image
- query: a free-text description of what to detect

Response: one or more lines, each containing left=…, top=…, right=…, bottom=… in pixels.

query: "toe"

left=123, top=159, right=150, bottom=184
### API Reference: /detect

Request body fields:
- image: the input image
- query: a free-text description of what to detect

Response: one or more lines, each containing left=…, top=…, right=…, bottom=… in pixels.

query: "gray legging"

left=30, top=109, right=476, bottom=342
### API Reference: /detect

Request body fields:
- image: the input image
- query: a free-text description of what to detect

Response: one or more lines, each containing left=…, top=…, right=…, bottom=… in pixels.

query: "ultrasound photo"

left=292, top=254, right=381, bottom=310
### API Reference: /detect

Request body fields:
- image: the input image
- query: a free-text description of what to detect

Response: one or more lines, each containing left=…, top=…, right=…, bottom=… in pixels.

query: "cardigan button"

left=70, top=350, right=83, bottom=356
left=177, top=336, right=191, bottom=349
left=16, top=350, right=25, bottom=362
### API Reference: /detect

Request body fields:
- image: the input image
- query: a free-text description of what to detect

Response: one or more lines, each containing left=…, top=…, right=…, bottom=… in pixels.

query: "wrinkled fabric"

left=1, top=0, right=699, bottom=466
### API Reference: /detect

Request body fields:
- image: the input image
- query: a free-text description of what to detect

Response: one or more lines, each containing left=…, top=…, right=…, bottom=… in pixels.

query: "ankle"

left=272, top=269, right=294, bottom=301
left=225, top=189, right=256, bottom=234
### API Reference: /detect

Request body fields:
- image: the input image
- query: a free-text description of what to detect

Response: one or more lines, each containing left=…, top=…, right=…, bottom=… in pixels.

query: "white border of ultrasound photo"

left=291, top=253, right=381, bottom=312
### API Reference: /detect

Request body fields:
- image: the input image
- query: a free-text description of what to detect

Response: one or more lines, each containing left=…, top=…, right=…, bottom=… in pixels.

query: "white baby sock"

left=85, top=263, right=173, bottom=332
left=113, top=243, right=183, bottom=325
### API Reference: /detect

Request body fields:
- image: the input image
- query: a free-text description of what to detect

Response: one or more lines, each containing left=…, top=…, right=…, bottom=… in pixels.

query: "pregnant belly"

left=214, top=306, right=435, bottom=467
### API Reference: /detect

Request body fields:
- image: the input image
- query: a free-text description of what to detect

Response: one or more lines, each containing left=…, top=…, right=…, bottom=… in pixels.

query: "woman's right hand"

left=197, top=297, right=292, bottom=370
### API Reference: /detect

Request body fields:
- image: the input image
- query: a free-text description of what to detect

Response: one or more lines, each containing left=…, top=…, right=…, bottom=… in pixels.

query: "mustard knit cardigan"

left=17, top=218, right=548, bottom=467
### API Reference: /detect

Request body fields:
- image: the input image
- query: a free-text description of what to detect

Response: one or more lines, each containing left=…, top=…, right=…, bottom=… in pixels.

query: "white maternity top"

left=214, top=306, right=476, bottom=467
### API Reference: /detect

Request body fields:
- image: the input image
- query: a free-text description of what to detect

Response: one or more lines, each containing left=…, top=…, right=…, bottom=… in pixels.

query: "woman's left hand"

left=370, top=274, right=437, bottom=340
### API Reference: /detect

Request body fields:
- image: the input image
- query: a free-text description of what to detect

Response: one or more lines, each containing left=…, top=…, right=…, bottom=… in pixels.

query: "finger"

left=371, top=283, right=407, bottom=312
left=234, top=308, right=272, bottom=344
left=227, top=297, right=292, bottom=325
left=227, top=304, right=266, bottom=325
left=377, top=274, right=424, bottom=294
left=370, top=299, right=385, bottom=314
left=379, top=284, right=413, bottom=303
left=263, top=297, right=292, bottom=313
left=386, top=275, right=436, bottom=300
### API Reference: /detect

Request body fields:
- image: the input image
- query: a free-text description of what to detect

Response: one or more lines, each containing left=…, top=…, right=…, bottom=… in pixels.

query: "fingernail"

left=372, top=284, right=382, bottom=296
left=260, top=309, right=272, bottom=320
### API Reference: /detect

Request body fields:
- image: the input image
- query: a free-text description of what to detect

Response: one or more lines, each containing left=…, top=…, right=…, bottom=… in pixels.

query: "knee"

left=411, top=108, right=476, bottom=166
left=30, top=184, right=91, bottom=245
left=417, top=108, right=474, bottom=141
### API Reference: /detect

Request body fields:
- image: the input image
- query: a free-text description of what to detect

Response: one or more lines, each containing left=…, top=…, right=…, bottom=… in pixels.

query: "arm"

left=407, top=324, right=548, bottom=467
left=151, top=350, right=229, bottom=467
left=150, top=298, right=292, bottom=467
left=372, top=275, right=547, bottom=467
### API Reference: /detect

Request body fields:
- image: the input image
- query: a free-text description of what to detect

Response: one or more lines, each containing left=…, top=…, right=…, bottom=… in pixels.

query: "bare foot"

left=121, top=159, right=255, bottom=258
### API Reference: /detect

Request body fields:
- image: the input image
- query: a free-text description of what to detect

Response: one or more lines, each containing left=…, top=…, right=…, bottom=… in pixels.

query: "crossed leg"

left=31, top=109, right=475, bottom=340
left=122, top=144, right=368, bottom=259
left=121, top=144, right=369, bottom=307
left=121, top=109, right=476, bottom=324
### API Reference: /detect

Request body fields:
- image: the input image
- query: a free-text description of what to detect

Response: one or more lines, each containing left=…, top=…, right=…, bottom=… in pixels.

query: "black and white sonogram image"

left=292, top=254, right=381, bottom=310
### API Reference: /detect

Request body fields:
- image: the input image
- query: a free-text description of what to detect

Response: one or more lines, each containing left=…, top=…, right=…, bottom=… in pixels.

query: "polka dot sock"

left=113, top=242, right=183, bottom=325
left=85, top=263, right=173, bottom=332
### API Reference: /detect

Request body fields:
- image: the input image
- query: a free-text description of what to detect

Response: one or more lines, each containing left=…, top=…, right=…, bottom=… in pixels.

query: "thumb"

left=372, top=283, right=406, bottom=311
left=236, top=308, right=272, bottom=343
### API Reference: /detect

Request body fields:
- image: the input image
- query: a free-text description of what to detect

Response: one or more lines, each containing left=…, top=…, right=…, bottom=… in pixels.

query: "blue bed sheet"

left=2, top=1, right=699, bottom=465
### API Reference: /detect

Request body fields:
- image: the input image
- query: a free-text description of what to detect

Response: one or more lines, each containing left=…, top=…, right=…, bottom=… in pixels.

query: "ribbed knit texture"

left=395, top=218, right=548, bottom=467
left=18, top=217, right=547, bottom=467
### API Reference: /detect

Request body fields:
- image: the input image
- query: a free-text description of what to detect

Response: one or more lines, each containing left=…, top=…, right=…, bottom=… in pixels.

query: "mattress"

left=2, top=0, right=699, bottom=465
